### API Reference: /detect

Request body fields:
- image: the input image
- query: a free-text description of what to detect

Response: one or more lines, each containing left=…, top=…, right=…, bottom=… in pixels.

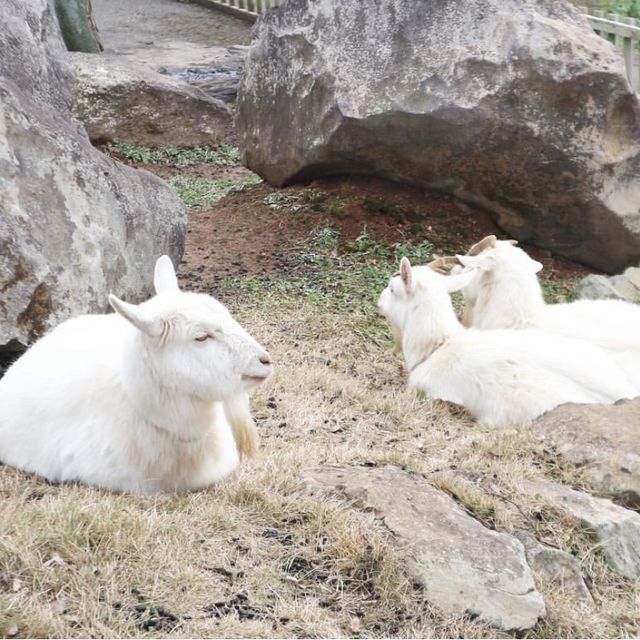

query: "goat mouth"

left=242, top=374, right=270, bottom=382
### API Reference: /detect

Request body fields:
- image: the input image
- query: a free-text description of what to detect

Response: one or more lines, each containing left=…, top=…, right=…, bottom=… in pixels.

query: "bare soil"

left=142, top=160, right=593, bottom=290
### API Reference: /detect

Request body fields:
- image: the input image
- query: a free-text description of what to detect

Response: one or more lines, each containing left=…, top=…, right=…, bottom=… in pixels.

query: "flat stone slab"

left=523, top=480, right=640, bottom=581
left=305, top=466, right=545, bottom=631
left=107, top=41, right=247, bottom=103
left=71, top=52, right=232, bottom=147
left=533, top=399, right=640, bottom=508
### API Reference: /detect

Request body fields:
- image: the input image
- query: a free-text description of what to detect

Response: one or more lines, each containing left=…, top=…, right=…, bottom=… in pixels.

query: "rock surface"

left=305, top=466, right=545, bottom=631
left=514, top=531, right=593, bottom=603
left=71, top=51, right=232, bottom=146
left=237, top=0, right=640, bottom=273
left=524, top=480, right=640, bottom=580
left=574, top=267, right=640, bottom=303
left=110, top=42, right=248, bottom=104
left=533, top=400, right=640, bottom=509
left=0, top=0, right=186, bottom=352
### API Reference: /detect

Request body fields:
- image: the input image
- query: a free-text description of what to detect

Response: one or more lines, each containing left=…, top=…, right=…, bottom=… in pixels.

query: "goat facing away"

left=378, top=257, right=636, bottom=428
left=0, top=256, right=273, bottom=494
left=447, top=235, right=640, bottom=391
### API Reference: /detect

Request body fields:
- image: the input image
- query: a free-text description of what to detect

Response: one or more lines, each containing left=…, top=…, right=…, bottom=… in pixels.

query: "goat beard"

left=391, top=326, right=403, bottom=356
left=223, top=393, right=259, bottom=459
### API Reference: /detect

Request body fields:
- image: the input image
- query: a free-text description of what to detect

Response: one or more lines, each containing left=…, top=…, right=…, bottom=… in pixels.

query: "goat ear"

left=444, top=269, right=479, bottom=292
left=529, top=258, right=543, bottom=273
left=455, top=253, right=495, bottom=272
left=109, top=295, right=163, bottom=338
left=400, top=257, right=413, bottom=292
left=154, top=255, right=180, bottom=295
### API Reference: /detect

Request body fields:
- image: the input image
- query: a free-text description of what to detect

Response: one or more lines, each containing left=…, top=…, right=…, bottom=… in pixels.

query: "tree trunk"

left=54, top=0, right=103, bottom=53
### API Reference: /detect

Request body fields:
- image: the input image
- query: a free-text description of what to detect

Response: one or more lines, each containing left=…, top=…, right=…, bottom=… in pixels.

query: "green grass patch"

left=107, top=143, right=241, bottom=168
left=171, top=175, right=261, bottom=208
left=217, top=226, right=433, bottom=337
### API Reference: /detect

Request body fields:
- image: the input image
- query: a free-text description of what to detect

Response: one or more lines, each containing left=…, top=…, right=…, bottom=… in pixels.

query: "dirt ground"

left=92, top=0, right=252, bottom=51
left=143, top=162, right=593, bottom=292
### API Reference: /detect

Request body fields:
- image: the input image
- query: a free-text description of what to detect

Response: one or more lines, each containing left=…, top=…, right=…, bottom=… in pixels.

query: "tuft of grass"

left=171, top=175, right=261, bottom=208
left=540, top=273, right=582, bottom=304
left=107, top=143, right=241, bottom=168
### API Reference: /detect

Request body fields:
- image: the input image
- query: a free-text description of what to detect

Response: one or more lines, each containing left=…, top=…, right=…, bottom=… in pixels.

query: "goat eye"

left=194, top=334, right=209, bottom=342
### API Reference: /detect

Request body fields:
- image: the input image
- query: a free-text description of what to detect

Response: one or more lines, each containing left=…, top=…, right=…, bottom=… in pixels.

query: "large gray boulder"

left=533, top=399, right=640, bottom=509
left=305, top=466, right=545, bottom=631
left=0, top=0, right=186, bottom=352
left=237, top=0, right=640, bottom=273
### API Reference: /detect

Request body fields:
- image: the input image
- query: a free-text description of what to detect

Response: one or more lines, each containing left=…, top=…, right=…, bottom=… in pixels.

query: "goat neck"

left=473, top=262, right=545, bottom=330
left=402, top=284, right=463, bottom=372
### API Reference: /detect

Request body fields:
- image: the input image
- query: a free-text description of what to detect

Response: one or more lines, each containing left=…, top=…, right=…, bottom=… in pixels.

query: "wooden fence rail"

left=198, top=0, right=640, bottom=90
left=581, top=8, right=640, bottom=90
left=191, top=0, right=284, bottom=22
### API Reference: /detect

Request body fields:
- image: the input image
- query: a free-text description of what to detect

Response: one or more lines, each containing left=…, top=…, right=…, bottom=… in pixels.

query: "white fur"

left=455, top=241, right=640, bottom=391
left=378, top=258, right=636, bottom=427
left=0, top=256, right=273, bottom=493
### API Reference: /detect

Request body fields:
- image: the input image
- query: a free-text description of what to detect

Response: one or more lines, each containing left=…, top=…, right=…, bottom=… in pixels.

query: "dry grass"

left=1, top=176, right=639, bottom=638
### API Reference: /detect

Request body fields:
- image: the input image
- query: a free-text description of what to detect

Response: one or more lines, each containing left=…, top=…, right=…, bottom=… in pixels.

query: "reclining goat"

left=378, top=257, right=635, bottom=427
left=443, top=235, right=640, bottom=391
left=0, top=256, right=273, bottom=493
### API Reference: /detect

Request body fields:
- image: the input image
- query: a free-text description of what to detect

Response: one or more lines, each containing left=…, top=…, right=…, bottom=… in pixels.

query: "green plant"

left=604, top=0, right=640, bottom=19
left=170, top=175, right=261, bottom=208
left=107, top=143, right=241, bottom=168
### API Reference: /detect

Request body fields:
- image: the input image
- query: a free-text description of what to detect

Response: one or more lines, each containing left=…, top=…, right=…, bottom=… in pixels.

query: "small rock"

left=523, top=480, right=640, bottom=580
left=532, top=399, right=640, bottom=508
left=574, top=270, right=640, bottom=303
left=515, top=531, right=593, bottom=603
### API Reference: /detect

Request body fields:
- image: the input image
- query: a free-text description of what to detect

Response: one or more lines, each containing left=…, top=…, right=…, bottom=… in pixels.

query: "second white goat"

left=451, top=236, right=640, bottom=391
left=378, top=257, right=636, bottom=427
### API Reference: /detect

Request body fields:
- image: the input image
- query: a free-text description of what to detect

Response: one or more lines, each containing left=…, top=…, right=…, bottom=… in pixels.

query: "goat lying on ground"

left=378, top=257, right=636, bottom=427
left=440, top=235, right=640, bottom=391
left=0, top=256, right=273, bottom=493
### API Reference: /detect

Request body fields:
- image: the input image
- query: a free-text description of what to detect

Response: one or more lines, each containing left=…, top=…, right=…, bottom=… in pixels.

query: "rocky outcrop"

left=0, top=0, right=186, bottom=352
left=533, top=400, right=640, bottom=509
left=237, top=0, right=640, bottom=273
left=574, top=267, right=640, bottom=303
left=71, top=52, right=232, bottom=146
left=524, top=480, right=640, bottom=580
left=305, top=466, right=545, bottom=631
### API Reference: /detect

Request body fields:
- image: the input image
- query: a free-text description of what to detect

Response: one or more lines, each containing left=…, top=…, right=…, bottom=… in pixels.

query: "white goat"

left=0, top=256, right=273, bottom=493
left=449, top=236, right=640, bottom=391
left=378, top=257, right=636, bottom=427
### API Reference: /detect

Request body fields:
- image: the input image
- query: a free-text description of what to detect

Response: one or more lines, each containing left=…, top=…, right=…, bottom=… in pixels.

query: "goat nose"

left=260, top=354, right=272, bottom=366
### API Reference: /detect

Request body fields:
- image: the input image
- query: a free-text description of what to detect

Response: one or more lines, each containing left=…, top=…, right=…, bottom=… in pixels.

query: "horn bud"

left=466, top=235, right=497, bottom=256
